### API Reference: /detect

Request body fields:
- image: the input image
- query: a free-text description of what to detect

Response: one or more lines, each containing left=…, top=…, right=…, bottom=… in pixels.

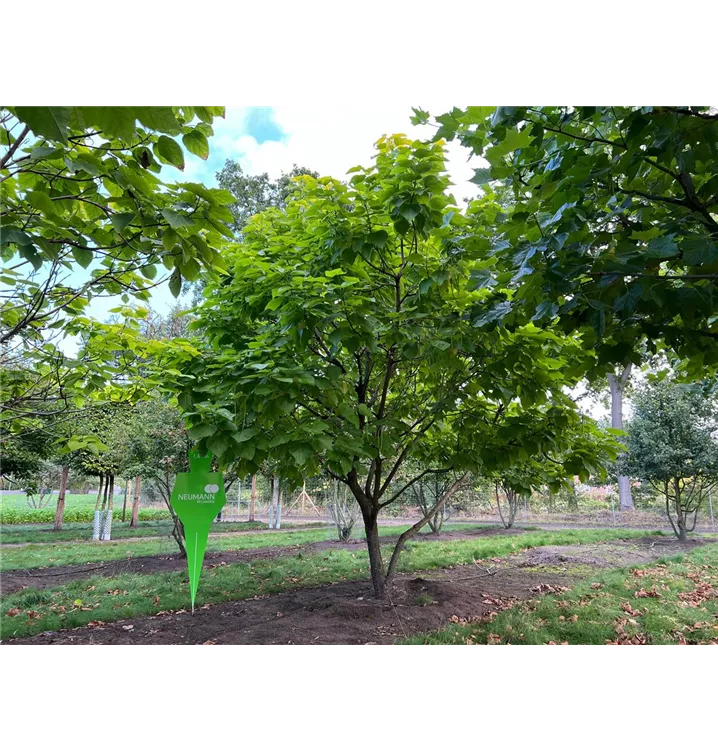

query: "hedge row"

left=0, top=507, right=171, bottom=525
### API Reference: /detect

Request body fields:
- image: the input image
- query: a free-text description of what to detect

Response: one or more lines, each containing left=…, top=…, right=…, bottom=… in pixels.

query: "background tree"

left=120, top=398, right=192, bottom=555
left=164, top=136, right=615, bottom=597
left=65, top=403, right=134, bottom=540
left=187, top=161, right=319, bottom=301
left=414, top=106, right=718, bottom=376
left=326, top=478, right=359, bottom=541
left=216, top=160, right=318, bottom=236
left=622, top=377, right=718, bottom=540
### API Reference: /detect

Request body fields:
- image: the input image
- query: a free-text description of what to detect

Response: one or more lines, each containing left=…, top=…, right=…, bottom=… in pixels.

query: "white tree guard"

left=92, top=510, right=102, bottom=541
left=100, top=510, right=113, bottom=541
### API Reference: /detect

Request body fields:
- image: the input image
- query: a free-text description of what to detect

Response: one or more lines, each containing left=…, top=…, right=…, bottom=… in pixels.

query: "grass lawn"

left=0, top=522, right=492, bottom=571
left=403, top=543, right=718, bottom=645
left=1, top=528, right=661, bottom=639
left=0, top=520, right=320, bottom=545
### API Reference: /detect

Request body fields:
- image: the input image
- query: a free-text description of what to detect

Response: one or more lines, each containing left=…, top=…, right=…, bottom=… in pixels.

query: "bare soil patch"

left=514, top=536, right=706, bottom=570
left=7, top=567, right=570, bottom=645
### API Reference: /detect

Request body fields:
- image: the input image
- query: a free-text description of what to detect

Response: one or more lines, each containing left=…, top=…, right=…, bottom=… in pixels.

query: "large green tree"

left=215, top=160, right=318, bottom=236
left=415, top=106, right=718, bottom=375
left=0, top=106, right=232, bottom=441
left=164, top=136, right=614, bottom=597
left=623, top=377, right=718, bottom=540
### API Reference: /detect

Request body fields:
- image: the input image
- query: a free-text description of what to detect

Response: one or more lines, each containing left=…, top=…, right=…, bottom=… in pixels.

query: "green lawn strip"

left=0, top=520, right=321, bottom=545
left=403, top=542, right=718, bottom=645
left=1, top=528, right=658, bottom=640
left=0, top=522, right=490, bottom=571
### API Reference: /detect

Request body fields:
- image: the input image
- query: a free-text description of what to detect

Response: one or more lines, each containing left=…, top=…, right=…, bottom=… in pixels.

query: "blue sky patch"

left=244, top=107, right=285, bottom=144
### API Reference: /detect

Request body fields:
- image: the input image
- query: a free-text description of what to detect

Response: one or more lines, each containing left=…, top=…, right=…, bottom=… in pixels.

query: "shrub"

left=0, top=506, right=169, bottom=525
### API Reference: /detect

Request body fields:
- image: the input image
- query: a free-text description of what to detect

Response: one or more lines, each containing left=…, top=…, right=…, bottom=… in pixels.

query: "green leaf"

left=110, top=213, right=135, bottom=233
left=135, top=108, right=182, bottom=134
left=169, top=268, right=182, bottom=297
left=289, top=444, right=313, bottom=465
left=234, top=427, right=259, bottom=443
left=470, top=168, right=492, bottom=185
left=182, top=130, right=210, bottom=160
left=207, top=435, right=228, bottom=458
left=1, top=228, right=32, bottom=246
left=19, top=245, right=42, bottom=270
left=14, top=107, right=72, bottom=143
left=236, top=442, right=255, bottom=460
left=473, top=300, right=512, bottom=327
left=141, top=265, right=157, bottom=280
left=71, top=246, right=93, bottom=269
left=188, top=423, right=217, bottom=439
left=181, top=257, right=201, bottom=281
left=155, top=136, right=185, bottom=170
left=161, top=208, right=194, bottom=229
left=26, top=191, right=57, bottom=217
left=368, top=230, right=389, bottom=248
left=163, top=228, right=179, bottom=251
left=399, top=203, right=420, bottom=222
left=646, top=235, right=679, bottom=259
left=76, top=107, right=137, bottom=142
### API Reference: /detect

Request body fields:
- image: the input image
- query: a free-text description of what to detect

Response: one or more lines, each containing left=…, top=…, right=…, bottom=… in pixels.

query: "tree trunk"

left=100, top=474, right=114, bottom=541
left=249, top=474, right=256, bottom=522
left=172, top=516, right=187, bottom=557
left=94, top=474, right=105, bottom=511
left=269, top=475, right=279, bottom=529
left=130, top=475, right=141, bottom=527
left=53, top=466, right=69, bottom=531
left=121, top=478, right=131, bottom=522
left=675, top=478, right=687, bottom=542
left=93, top=474, right=104, bottom=540
left=609, top=364, right=634, bottom=510
left=363, top=512, right=386, bottom=598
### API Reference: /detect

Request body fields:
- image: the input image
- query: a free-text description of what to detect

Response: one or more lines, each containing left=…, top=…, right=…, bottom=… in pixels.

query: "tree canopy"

left=413, top=106, right=718, bottom=376
left=0, top=106, right=231, bottom=445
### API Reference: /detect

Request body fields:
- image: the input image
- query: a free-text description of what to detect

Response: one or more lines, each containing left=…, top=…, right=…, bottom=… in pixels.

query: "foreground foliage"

left=0, top=106, right=231, bottom=445
left=416, top=106, right=718, bottom=375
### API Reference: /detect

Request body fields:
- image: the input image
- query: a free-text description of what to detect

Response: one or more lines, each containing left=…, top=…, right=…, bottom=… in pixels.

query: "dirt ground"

left=0, top=526, right=521, bottom=595
left=6, top=535, right=707, bottom=645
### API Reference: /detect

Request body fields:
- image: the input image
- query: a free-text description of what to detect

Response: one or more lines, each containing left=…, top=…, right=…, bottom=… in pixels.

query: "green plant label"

left=170, top=450, right=226, bottom=612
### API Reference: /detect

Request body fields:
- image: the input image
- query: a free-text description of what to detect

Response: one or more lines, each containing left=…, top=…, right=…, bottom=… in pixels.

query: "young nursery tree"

left=623, top=378, right=718, bottom=540
left=166, top=136, right=612, bottom=597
